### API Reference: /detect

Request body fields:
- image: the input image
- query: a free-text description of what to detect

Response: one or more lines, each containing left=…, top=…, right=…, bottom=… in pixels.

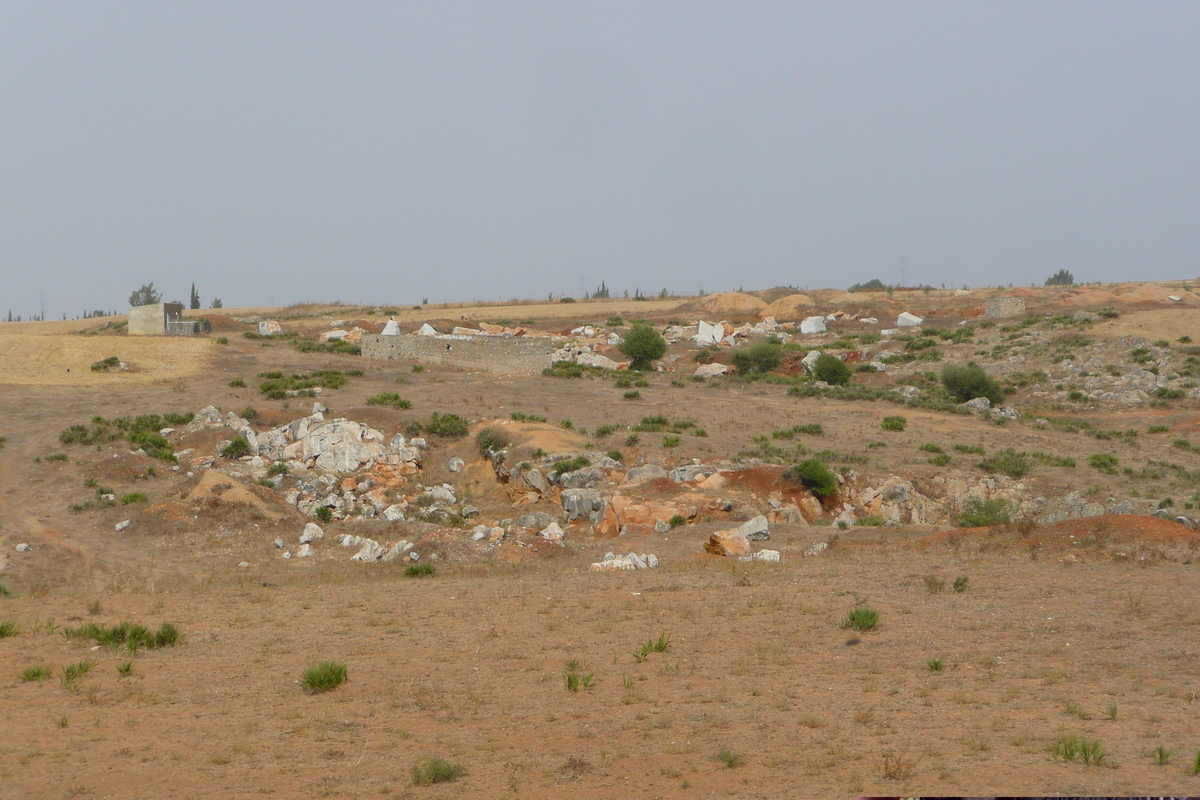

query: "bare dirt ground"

left=3, top=283, right=1200, bottom=798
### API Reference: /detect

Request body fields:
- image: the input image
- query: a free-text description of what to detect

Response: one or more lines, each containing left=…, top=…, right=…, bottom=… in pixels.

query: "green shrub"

left=476, top=427, right=508, bottom=456
left=61, top=620, right=181, bottom=651
left=618, top=324, right=667, bottom=370
left=669, top=514, right=686, bottom=528
left=315, top=506, right=333, bottom=523
left=1089, top=453, right=1118, bottom=473
left=552, top=456, right=591, bottom=475
left=953, top=576, right=969, bottom=593
left=941, top=363, right=1004, bottom=405
left=119, top=492, right=146, bottom=505
left=919, top=443, right=944, bottom=453
left=405, top=563, right=435, bottom=577
left=90, top=356, right=121, bottom=372
left=979, top=448, right=1029, bottom=477
left=365, top=392, right=411, bottom=409
left=228, top=378, right=245, bottom=387
left=956, top=497, right=1012, bottom=527
left=841, top=606, right=879, bottom=632
left=0, top=620, right=17, bottom=638
left=543, top=360, right=586, bottom=378
left=662, top=435, right=680, bottom=447
left=220, top=437, right=252, bottom=459
left=1148, top=425, right=1168, bottom=434
left=300, top=661, right=347, bottom=694
left=606, top=316, right=624, bottom=327
left=267, top=461, right=289, bottom=476
left=605, top=449, right=624, bottom=462
left=880, top=416, right=906, bottom=431
left=411, top=756, right=467, bottom=786
left=623, top=390, right=641, bottom=400
left=813, top=353, right=851, bottom=386
left=785, top=459, right=838, bottom=498
left=730, top=341, right=783, bottom=375
left=426, top=413, right=468, bottom=438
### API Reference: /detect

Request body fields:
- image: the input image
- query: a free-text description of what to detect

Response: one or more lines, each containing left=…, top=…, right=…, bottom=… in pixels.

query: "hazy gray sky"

left=2, top=2, right=1197, bottom=317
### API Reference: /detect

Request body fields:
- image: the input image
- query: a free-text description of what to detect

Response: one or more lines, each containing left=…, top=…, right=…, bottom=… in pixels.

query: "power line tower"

left=898, top=257, right=908, bottom=288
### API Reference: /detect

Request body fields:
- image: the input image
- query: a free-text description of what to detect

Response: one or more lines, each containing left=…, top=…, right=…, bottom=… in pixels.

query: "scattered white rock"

left=590, top=552, right=660, bottom=571
left=281, top=550, right=292, bottom=559
left=114, top=520, right=131, bottom=532
left=296, top=544, right=314, bottom=558
left=738, top=515, right=770, bottom=541
left=739, top=550, right=780, bottom=563
left=300, top=522, right=324, bottom=544
left=693, top=363, right=728, bottom=378
left=804, top=541, right=828, bottom=557
left=15, top=543, right=30, bottom=552
left=274, top=538, right=285, bottom=548
left=539, top=522, right=565, bottom=542
left=238, top=561, right=249, bottom=568
left=897, top=312, right=924, bottom=327
left=448, top=456, right=465, bottom=473
left=382, top=504, right=406, bottom=522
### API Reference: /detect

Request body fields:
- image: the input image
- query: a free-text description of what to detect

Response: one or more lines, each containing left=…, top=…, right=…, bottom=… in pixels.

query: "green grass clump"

left=405, top=563, right=435, bottom=578
left=880, top=415, right=906, bottom=431
left=0, top=620, right=17, bottom=638
left=717, top=747, right=744, bottom=768
left=840, top=606, right=879, bottom=632
left=926, top=658, right=943, bottom=672
left=668, top=514, right=686, bottom=528
left=117, top=661, right=134, bottom=676
left=60, top=659, right=94, bottom=691
left=1153, top=744, right=1172, bottom=765
left=120, top=492, right=147, bottom=505
left=954, top=443, right=985, bottom=455
left=411, top=756, right=467, bottom=785
left=923, top=575, right=945, bottom=594
left=62, top=620, right=182, bottom=652
left=365, top=392, right=411, bottom=410
left=953, top=576, right=969, bottom=593
left=315, top=506, right=333, bottom=523
left=21, top=665, right=52, bottom=683
left=228, top=378, right=245, bottom=387
left=90, top=356, right=121, bottom=372
left=1089, top=453, right=1118, bottom=473
left=300, top=661, right=347, bottom=694
left=564, top=659, right=595, bottom=692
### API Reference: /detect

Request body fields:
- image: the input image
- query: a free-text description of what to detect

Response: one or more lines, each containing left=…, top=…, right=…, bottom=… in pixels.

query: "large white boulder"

left=381, top=320, right=400, bottom=335
left=897, top=312, right=924, bottom=327
left=800, top=316, right=827, bottom=335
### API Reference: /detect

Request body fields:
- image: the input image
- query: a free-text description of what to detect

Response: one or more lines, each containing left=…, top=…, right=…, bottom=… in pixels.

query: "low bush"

left=785, top=458, right=838, bottom=498
left=730, top=341, right=783, bottom=375
left=618, top=325, right=667, bottom=370
left=220, top=437, right=252, bottom=459
left=300, top=661, right=347, bottom=694
left=315, top=506, right=333, bottom=523
left=813, top=353, right=851, bottom=386
left=425, top=413, right=468, bottom=438
left=979, top=448, right=1029, bottom=477
left=90, top=356, right=121, bottom=372
left=119, top=492, right=146, bottom=505
left=365, top=392, right=411, bottom=409
left=476, top=427, right=508, bottom=456
left=62, top=620, right=181, bottom=651
left=1089, top=453, right=1118, bottom=473
left=880, top=416, right=906, bottom=431
left=543, top=361, right=586, bottom=378
left=552, top=455, right=591, bottom=475
left=956, top=497, right=1012, bottom=527
left=228, top=378, right=245, bottom=387
left=941, top=363, right=1004, bottom=405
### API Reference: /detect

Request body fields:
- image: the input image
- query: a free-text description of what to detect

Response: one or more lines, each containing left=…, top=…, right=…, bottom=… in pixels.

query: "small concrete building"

left=128, top=303, right=208, bottom=336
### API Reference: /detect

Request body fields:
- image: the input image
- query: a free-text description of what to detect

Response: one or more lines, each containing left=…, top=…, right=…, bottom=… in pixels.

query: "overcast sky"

left=2, top=2, right=1197, bottom=317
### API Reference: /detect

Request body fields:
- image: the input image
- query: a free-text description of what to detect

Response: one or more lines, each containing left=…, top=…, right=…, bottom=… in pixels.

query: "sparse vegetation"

left=21, top=665, right=52, bottom=683
left=63, top=620, right=181, bottom=651
left=564, top=658, right=595, bottom=692
left=979, top=448, right=1029, bottom=477
left=717, top=747, right=744, bottom=768
left=405, top=563, right=435, bottom=577
left=880, top=415, right=906, bottom=431
left=220, top=437, right=252, bottom=459
left=730, top=341, right=783, bottom=375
